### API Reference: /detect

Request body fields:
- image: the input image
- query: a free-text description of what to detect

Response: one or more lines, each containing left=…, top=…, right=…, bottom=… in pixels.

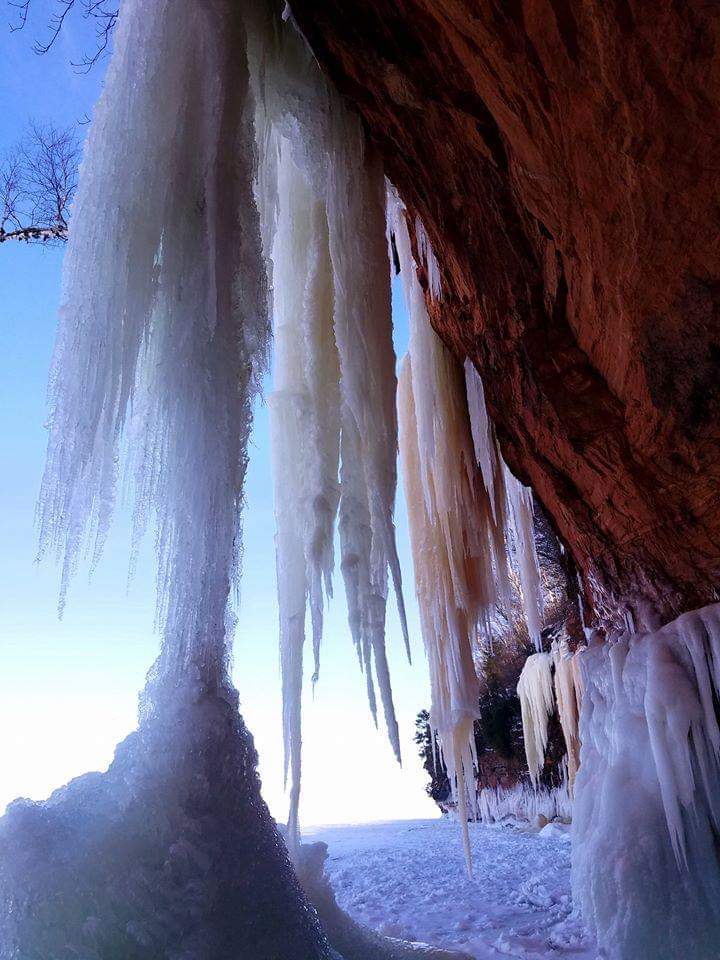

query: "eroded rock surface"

left=291, top=0, right=720, bottom=626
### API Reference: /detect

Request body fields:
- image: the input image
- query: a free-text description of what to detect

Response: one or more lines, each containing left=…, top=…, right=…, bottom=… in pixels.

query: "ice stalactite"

left=463, top=361, right=543, bottom=649
left=1, top=2, right=336, bottom=957
left=552, top=637, right=581, bottom=794
left=573, top=603, right=720, bottom=959
left=37, top=0, right=268, bottom=689
left=267, top=138, right=340, bottom=851
left=259, top=22, right=408, bottom=845
left=393, top=194, right=518, bottom=869
left=516, top=653, right=555, bottom=788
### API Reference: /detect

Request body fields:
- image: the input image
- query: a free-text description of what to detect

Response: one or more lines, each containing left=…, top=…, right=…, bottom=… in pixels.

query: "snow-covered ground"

left=305, top=818, right=596, bottom=959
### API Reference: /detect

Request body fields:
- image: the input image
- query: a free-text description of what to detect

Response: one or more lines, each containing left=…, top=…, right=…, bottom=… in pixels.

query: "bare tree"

left=9, top=0, right=117, bottom=72
left=0, top=124, right=79, bottom=244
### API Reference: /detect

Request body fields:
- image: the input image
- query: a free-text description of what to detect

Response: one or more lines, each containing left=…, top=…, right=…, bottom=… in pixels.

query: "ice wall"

left=573, top=603, right=720, bottom=959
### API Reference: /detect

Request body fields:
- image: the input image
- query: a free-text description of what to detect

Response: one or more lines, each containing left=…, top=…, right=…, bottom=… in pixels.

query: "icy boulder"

left=0, top=676, right=332, bottom=960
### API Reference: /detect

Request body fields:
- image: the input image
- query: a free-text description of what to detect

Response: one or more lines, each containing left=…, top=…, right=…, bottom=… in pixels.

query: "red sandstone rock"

left=291, top=0, right=720, bottom=627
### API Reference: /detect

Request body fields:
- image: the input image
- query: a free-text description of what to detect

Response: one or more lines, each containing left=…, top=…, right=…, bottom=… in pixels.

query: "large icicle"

left=268, top=137, right=340, bottom=851
left=574, top=604, right=720, bottom=959
left=257, top=20, right=408, bottom=840
left=392, top=192, right=515, bottom=872
left=463, top=361, right=543, bottom=648
left=37, top=0, right=268, bottom=685
left=516, top=652, right=555, bottom=788
left=397, top=358, right=479, bottom=871
left=551, top=636, right=581, bottom=794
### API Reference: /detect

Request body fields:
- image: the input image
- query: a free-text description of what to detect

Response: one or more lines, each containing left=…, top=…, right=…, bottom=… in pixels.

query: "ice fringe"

left=257, top=15, right=408, bottom=850
left=477, top=781, right=572, bottom=825
left=573, top=602, right=720, bottom=960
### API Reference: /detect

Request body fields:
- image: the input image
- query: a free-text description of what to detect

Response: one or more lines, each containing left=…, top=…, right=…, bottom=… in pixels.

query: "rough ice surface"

left=573, top=602, right=720, bottom=959
left=298, top=841, right=472, bottom=959
left=258, top=16, right=409, bottom=843
left=516, top=653, right=555, bottom=789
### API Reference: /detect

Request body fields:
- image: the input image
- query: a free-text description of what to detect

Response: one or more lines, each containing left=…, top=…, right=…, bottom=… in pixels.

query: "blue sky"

left=0, top=11, right=437, bottom=827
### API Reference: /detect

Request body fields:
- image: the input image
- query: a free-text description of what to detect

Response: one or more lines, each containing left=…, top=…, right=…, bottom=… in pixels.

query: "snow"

left=304, top=819, right=594, bottom=959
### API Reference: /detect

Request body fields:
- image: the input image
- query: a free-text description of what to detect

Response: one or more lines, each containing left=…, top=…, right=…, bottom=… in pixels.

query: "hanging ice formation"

left=37, top=0, right=269, bottom=689
left=516, top=640, right=583, bottom=792
left=3, top=2, right=343, bottom=957
left=516, top=653, right=555, bottom=788
left=392, top=187, right=546, bottom=867
left=255, top=16, right=410, bottom=850
left=463, top=361, right=543, bottom=649
left=552, top=637, right=582, bottom=793
left=573, top=603, right=720, bottom=960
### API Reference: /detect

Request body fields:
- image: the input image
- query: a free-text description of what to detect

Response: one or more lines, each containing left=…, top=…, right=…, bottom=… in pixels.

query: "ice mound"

left=0, top=675, right=332, bottom=960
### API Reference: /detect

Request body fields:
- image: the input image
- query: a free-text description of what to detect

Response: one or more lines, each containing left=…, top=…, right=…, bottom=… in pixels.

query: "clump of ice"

left=573, top=602, right=720, bottom=959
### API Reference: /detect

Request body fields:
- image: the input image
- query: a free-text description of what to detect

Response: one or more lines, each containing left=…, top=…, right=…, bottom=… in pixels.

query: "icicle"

left=397, top=358, right=480, bottom=873
left=256, top=19, right=409, bottom=840
left=463, top=360, right=543, bottom=648
left=266, top=137, right=341, bottom=850
left=392, top=186, right=522, bottom=873
left=37, top=0, right=268, bottom=687
left=517, top=653, right=555, bottom=788
left=552, top=635, right=581, bottom=794
left=504, top=467, right=543, bottom=649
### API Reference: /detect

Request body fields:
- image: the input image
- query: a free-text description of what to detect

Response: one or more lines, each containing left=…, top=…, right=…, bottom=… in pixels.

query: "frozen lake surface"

left=305, top=818, right=595, bottom=959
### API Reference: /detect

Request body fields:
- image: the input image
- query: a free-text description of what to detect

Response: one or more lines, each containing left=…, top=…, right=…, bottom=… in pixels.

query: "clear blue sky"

left=0, top=11, right=437, bottom=827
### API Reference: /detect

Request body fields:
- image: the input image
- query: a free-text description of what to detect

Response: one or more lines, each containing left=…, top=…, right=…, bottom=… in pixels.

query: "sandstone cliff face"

left=291, top=0, right=720, bottom=628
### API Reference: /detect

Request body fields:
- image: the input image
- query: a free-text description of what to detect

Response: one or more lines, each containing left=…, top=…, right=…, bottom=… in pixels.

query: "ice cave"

left=1, top=1, right=720, bottom=958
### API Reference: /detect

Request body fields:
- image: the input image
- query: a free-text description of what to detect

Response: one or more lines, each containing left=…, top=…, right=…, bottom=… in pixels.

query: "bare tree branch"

left=8, top=0, right=117, bottom=70
left=0, top=124, right=80, bottom=245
